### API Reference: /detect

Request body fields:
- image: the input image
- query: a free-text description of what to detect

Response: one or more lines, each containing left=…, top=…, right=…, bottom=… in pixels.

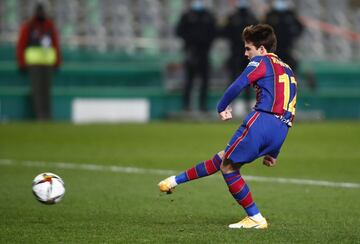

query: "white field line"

left=0, top=159, right=359, bottom=189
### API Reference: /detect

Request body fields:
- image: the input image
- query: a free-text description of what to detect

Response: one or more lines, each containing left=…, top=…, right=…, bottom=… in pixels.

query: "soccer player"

left=158, top=24, right=297, bottom=229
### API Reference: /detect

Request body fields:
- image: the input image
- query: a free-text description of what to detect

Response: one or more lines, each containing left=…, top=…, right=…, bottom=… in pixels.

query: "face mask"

left=238, top=0, right=249, bottom=8
left=191, top=0, right=205, bottom=11
left=273, top=0, right=289, bottom=11
left=36, top=15, right=46, bottom=22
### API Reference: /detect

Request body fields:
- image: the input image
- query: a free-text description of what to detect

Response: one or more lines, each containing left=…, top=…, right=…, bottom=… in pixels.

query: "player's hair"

left=242, top=24, right=277, bottom=52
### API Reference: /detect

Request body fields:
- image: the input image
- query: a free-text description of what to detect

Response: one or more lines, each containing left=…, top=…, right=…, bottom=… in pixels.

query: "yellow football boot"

left=228, top=216, right=268, bottom=229
left=158, top=176, right=177, bottom=194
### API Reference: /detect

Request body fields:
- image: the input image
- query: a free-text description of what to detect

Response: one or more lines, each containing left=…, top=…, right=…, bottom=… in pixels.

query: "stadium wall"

left=0, top=45, right=359, bottom=121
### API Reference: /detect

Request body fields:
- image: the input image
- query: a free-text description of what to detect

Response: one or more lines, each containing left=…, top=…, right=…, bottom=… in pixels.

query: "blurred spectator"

left=264, top=0, right=303, bottom=73
left=220, top=0, right=258, bottom=111
left=16, top=3, right=61, bottom=121
left=176, top=0, right=216, bottom=112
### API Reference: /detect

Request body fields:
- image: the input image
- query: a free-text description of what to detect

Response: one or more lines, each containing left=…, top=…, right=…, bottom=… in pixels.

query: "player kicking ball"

left=158, top=24, right=297, bottom=229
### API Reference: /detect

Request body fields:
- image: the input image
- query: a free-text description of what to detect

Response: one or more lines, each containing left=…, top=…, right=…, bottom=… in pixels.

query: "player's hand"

left=263, top=155, right=277, bottom=167
left=219, top=108, right=232, bottom=121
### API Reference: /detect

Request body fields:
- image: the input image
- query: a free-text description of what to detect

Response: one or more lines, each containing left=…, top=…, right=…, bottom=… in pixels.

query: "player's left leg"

left=220, top=159, right=268, bottom=229
left=158, top=151, right=223, bottom=193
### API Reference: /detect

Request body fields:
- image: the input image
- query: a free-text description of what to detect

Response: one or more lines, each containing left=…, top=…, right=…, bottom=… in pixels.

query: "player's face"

left=244, top=42, right=264, bottom=60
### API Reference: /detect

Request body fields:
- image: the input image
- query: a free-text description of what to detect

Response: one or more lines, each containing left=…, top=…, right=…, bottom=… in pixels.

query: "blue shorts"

left=224, top=111, right=289, bottom=164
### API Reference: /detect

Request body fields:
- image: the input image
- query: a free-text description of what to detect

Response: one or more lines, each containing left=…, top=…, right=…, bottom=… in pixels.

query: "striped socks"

left=173, top=154, right=261, bottom=218
left=175, top=154, right=222, bottom=184
left=222, top=171, right=260, bottom=216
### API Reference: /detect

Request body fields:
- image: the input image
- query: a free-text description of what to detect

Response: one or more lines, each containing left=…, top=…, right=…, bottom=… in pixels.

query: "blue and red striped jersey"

left=217, top=53, right=297, bottom=122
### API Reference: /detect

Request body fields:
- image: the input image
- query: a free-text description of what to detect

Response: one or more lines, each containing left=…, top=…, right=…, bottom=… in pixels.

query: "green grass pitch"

left=0, top=121, right=359, bottom=243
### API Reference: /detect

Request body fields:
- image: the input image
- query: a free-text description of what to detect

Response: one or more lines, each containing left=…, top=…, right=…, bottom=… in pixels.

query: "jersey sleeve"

left=217, top=56, right=266, bottom=113
left=16, top=22, right=29, bottom=69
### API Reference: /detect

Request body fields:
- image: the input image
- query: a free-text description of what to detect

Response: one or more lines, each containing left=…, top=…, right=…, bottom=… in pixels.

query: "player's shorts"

left=224, top=110, right=289, bottom=164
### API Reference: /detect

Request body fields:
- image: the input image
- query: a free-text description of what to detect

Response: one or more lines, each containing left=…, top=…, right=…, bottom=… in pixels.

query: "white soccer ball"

left=32, top=172, right=65, bottom=204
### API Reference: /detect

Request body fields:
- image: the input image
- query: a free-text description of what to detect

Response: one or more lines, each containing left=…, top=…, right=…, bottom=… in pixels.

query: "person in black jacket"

left=176, top=0, right=216, bottom=112
left=264, top=0, right=303, bottom=73
left=220, top=0, right=258, bottom=112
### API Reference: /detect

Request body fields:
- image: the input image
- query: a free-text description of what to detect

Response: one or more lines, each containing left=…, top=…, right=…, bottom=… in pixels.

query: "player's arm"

left=217, top=67, right=253, bottom=115
left=217, top=56, right=266, bottom=118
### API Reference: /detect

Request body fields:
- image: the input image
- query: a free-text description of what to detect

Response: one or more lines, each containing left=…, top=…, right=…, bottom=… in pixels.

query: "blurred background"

left=0, top=0, right=359, bottom=122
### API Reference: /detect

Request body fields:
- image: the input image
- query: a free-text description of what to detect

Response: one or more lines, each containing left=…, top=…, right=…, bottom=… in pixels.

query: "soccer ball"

left=32, top=172, right=65, bottom=204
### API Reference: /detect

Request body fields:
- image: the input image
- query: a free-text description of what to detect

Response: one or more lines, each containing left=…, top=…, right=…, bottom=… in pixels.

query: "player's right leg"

left=158, top=151, right=224, bottom=193
left=220, top=159, right=268, bottom=229
left=220, top=111, right=268, bottom=228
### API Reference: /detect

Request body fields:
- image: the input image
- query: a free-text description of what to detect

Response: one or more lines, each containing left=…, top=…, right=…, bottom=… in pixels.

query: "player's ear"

left=259, top=45, right=266, bottom=54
